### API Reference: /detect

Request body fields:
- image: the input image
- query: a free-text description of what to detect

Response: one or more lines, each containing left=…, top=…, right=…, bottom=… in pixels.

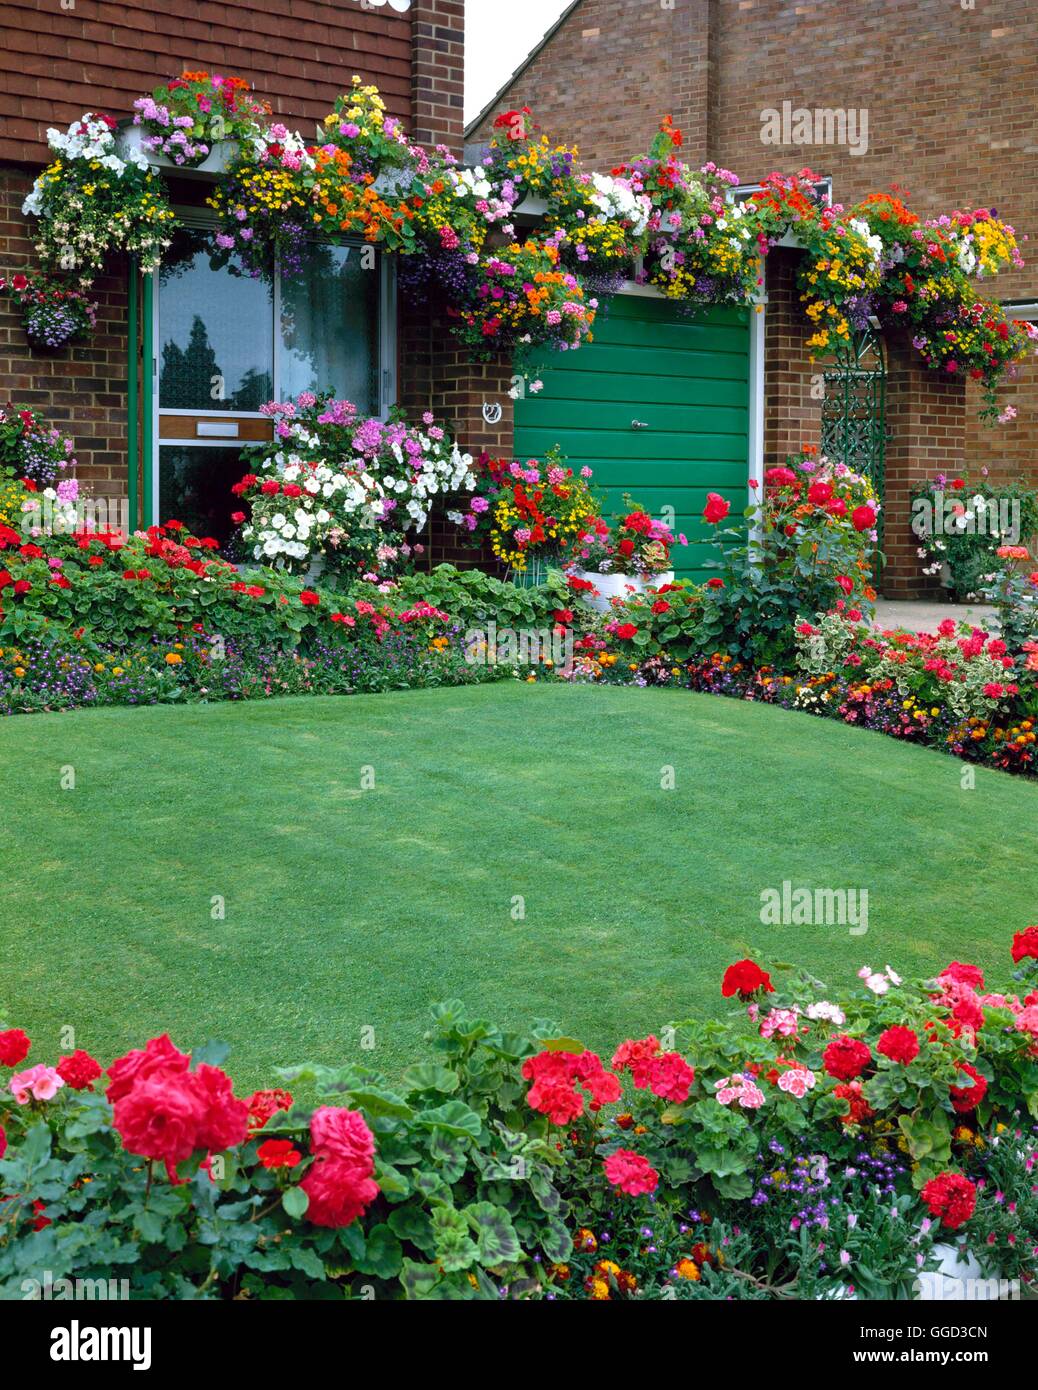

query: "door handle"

left=631, top=419, right=649, bottom=429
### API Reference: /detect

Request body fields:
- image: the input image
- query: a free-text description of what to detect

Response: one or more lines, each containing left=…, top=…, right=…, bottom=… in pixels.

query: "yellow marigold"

left=675, top=1258, right=700, bottom=1282
left=165, top=652, right=183, bottom=666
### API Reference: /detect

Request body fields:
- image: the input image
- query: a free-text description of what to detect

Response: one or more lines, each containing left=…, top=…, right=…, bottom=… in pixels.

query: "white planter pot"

left=117, top=124, right=238, bottom=178
left=915, top=1242, right=1008, bottom=1301
left=576, top=569, right=674, bottom=614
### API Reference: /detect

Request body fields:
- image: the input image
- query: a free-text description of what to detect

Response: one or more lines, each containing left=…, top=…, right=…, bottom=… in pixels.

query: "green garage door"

left=514, top=294, right=751, bottom=582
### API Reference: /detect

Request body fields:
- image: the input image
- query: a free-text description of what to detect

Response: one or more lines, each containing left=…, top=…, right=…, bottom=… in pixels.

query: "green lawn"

left=2, top=684, right=1034, bottom=1091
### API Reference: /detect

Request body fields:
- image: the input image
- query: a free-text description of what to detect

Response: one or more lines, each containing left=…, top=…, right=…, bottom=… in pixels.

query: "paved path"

left=873, top=599, right=997, bottom=633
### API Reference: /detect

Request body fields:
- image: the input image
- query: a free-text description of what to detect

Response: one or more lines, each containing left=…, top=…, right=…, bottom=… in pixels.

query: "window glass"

left=280, top=243, right=380, bottom=412
left=158, top=227, right=274, bottom=412
left=158, top=445, right=245, bottom=546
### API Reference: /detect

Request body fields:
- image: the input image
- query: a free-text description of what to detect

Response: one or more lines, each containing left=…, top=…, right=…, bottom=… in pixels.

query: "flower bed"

left=2, top=934, right=1036, bottom=1299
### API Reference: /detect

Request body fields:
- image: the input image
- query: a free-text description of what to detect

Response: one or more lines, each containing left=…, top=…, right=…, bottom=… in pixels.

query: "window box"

left=116, top=122, right=240, bottom=180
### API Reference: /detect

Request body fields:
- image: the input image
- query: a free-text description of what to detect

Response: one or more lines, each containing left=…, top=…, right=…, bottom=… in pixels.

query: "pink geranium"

left=9, top=1064, right=65, bottom=1104
left=603, top=1148, right=659, bottom=1196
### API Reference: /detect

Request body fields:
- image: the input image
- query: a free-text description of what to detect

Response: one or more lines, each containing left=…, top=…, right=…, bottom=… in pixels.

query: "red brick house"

left=466, top=0, right=1038, bottom=596
left=0, top=0, right=516, bottom=548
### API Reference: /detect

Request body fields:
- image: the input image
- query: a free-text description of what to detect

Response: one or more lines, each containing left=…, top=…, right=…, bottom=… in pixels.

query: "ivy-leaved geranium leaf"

left=430, top=1204, right=479, bottom=1273
left=353, top=1223, right=403, bottom=1280
left=417, top=1100, right=482, bottom=1138
left=465, top=1202, right=521, bottom=1268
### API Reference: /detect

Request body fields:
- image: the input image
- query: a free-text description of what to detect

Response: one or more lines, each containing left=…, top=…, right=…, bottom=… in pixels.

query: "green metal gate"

left=820, top=326, right=886, bottom=500
left=513, top=294, right=752, bottom=583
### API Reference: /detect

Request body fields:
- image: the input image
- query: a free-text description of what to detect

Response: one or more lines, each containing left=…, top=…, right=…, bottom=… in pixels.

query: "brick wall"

left=467, top=0, right=1038, bottom=596
left=411, top=0, right=466, bottom=158
left=0, top=0, right=414, bottom=167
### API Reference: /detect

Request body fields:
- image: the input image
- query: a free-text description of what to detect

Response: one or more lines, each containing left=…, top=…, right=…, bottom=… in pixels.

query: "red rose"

left=721, top=958, right=773, bottom=999
left=106, top=1033, right=190, bottom=1104
left=706, top=577, right=724, bottom=589
left=876, top=1026, right=919, bottom=1065
left=56, top=1049, right=102, bottom=1091
left=703, top=492, right=731, bottom=525
left=921, top=1171, right=976, bottom=1230
left=0, top=1029, right=30, bottom=1067
left=822, top=1034, right=872, bottom=1081
left=191, top=1064, right=249, bottom=1152
left=309, top=1106, right=376, bottom=1165
left=851, top=505, right=877, bottom=533
left=1011, top=925, right=1038, bottom=964
left=300, top=1154, right=380, bottom=1228
left=112, top=1073, right=209, bottom=1173
left=949, top=1061, right=987, bottom=1114
left=826, top=498, right=848, bottom=518
left=257, top=1138, right=301, bottom=1170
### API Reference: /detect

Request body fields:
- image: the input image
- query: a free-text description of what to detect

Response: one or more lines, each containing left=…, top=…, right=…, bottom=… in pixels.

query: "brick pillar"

left=882, top=333, right=967, bottom=599
left=672, top=0, right=714, bottom=166
left=410, top=0, right=465, bottom=156
left=763, top=248, right=821, bottom=466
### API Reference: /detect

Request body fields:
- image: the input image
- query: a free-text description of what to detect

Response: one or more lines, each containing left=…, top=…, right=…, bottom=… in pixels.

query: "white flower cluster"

left=22, top=115, right=149, bottom=218
left=587, top=173, right=652, bottom=239
left=847, top=217, right=885, bottom=264
left=243, top=417, right=477, bottom=572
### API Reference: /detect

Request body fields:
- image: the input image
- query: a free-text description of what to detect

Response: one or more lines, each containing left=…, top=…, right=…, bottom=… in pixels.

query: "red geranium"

left=1011, top=926, right=1038, bottom=963
left=299, top=590, right=320, bottom=607
left=257, top=1138, right=302, bottom=1170
left=614, top=623, right=638, bottom=640
left=523, top=1049, right=621, bottom=1123
left=603, top=1148, right=659, bottom=1195
left=56, top=1049, right=103, bottom=1091
left=876, top=1026, right=919, bottom=1065
left=921, top=1171, right=977, bottom=1230
left=247, top=1088, right=293, bottom=1134
left=0, top=1029, right=30, bottom=1067
left=833, top=1079, right=874, bottom=1126
left=721, top=958, right=774, bottom=999
left=949, top=1061, right=988, bottom=1114
left=822, top=1034, right=872, bottom=1081
left=939, top=961, right=985, bottom=990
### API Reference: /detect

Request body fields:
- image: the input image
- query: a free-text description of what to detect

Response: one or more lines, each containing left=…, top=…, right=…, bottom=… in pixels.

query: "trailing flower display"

left=15, top=79, right=1032, bottom=398
left=2, top=932, right=1036, bottom=1299
left=21, top=113, right=175, bottom=281
left=133, top=71, right=271, bottom=168
left=0, top=272, right=97, bottom=350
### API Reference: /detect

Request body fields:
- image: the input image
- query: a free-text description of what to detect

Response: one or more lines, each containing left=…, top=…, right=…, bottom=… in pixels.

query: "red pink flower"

left=300, top=1106, right=379, bottom=1228
left=822, top=1035, right=872, bottom=1081
left=257, top=1138, right=301, bottom=1170
left=247, top=1088, right=293, bottom=1134
left=949, top=1061, right=987, bottom=1113
left=1011, top=926, right=1038, bottom=964
left=0, top=1029, right=30, bottom=1068
left=523, top=1049, right=621, bottom=1123
left=721, top=958, right=773, bottom=999
left=876, top=1026, right=919, bottom=1065
left=921, top=1171, right=977, bottom=1230
left=56, top=1049, right=102, bottom=1091
left=703, top=492, right=730, bottom=524
left=603, top=1148, right=659, bottom=1195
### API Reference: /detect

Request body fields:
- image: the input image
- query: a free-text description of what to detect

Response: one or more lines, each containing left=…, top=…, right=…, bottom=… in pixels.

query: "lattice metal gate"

left=821, top=326, right=886, bottom=500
